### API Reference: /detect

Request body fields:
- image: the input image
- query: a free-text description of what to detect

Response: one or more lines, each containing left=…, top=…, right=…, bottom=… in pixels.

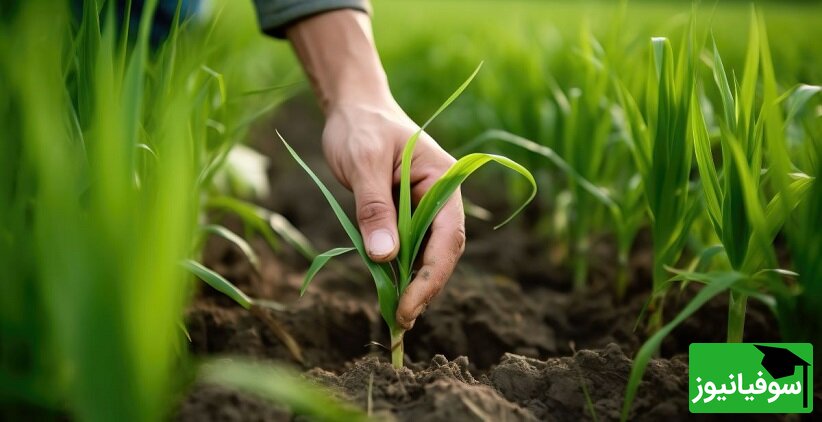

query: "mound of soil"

left=177, top=345, right=691, bottom=422
left=309, top=344, right=690, bottom=421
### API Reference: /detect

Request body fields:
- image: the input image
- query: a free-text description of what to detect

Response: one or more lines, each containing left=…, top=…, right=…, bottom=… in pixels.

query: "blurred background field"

left=371, top=0, right=822, bottom=147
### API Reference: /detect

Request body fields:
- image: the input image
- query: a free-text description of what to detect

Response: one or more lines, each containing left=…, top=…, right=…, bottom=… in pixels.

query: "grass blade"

left=690, top=91, right=723, bottom=236
left=710, top=36, right=736, bottom=132
left=184, top=259, right=253, bottom=310
left=402, top=153, right=536, bottom=291
left=269, top=212, right=317, bottom=259
left=277, top=131, right=398, bottom=328
left=199, top=359, right=366, bottom=421
left=201, top=224, right=260, bottom=271
left=620, top=271, right=745, bottom=421
left=206, top=196, right=281, bottom=253
left=398, top=63, right=483, bottom=281
left=300, top=247, right=357, bottom=296
left=468, top=129, right=621, bottom=215
left=783, top=84, right=821, bottom=124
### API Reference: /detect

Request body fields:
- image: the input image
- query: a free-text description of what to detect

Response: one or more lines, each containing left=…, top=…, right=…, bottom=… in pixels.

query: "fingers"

left=352, top=166, right=400, bottom=262
left=396, top=190, right=465, bottom=330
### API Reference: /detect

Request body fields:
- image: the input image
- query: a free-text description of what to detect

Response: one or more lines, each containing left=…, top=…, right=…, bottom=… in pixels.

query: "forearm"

left=285, top=9, right=396, bottom=115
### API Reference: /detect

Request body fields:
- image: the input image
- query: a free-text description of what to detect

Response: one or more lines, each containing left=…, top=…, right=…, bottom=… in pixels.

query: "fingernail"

left=368, top=229, right=395, bottom=257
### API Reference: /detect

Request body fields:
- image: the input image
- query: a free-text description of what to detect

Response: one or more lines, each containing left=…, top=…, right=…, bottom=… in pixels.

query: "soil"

left=176, top=96, right=818, bottom=421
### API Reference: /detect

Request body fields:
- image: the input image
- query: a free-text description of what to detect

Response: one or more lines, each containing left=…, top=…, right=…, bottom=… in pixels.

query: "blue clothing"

left=75, top=0, right=371, bottom=41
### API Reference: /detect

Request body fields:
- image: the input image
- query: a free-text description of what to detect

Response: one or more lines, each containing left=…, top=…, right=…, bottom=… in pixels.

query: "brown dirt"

left=307, top=344, right=692, bottom=422
left=176, top=95, right=806, bottom=421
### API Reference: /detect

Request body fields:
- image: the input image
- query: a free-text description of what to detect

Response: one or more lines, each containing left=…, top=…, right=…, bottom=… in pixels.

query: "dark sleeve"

left=252, top=0, right=372, bottom=38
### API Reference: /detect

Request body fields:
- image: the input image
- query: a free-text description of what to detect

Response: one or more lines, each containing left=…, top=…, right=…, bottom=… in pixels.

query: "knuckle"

left=357, top=197, right=393, bottom=226
left=351, top=135, right=388, bottom=159
left=453, top=225, right=467, bottom=255
left=425, top=278, right=446, bottom=304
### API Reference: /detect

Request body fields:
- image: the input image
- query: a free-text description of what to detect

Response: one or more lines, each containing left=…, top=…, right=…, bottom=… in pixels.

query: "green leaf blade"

left=184, top=260, right=253, bottom=310
left=398, top=62, right=484, bottom=278
left=277, top=131, right=399, bottom=329
left=201, top=224, right=260, bottom=271
left=301, top=247, right=356, bottom=296
left=403, top=152, right=536, bottom=292
left=620, top=272, right=745, bottom=421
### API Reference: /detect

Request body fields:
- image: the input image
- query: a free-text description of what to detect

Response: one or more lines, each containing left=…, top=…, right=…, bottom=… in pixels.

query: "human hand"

left=322, top=101, right=465, bottom=330
left=287, top=9, right=465, bottom=330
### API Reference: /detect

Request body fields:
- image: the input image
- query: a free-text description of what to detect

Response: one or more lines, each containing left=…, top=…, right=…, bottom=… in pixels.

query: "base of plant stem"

left=390, top=329, right=405, bottom=369
left=646, top=298, right=664, bottom=335
left=615, top=253, right=629, bottom=301
left=727, top=291, right=747, bottom=342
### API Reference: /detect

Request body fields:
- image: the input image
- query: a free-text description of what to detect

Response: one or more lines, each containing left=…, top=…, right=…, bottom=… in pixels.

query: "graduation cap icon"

left=754, top=344, right=812, bottom=408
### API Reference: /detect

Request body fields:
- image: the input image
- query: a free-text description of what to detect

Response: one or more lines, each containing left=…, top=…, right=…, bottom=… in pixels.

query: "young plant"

left=285, top=64, right=536, bottom=368
left=776, top=84, right=822, bottom=367
left=0, top=1, right=336, bottom=419
left=464, top=129, right=644, bottom=300
left=557, top=27, right=616, bottom=292
left=457, top=26, right=644, bottom=297
left=689, top=12, right=812, bottom=342
left=616, top=31, right=700, bottom=333
left=621, top=12, right=816, bottom=419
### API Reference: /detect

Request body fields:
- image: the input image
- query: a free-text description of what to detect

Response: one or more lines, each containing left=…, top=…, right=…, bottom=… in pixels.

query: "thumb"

left=352, top=177, right=399, bottom=262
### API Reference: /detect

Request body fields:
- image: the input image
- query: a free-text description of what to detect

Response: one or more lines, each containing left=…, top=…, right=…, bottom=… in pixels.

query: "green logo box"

left=689, top=343, right=813, bottom=413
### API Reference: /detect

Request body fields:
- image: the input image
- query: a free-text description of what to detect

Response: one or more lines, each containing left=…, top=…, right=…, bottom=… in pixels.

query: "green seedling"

left=621, top=10, right=816, bottom=419
left=0, top=0, right=330, bottom=420
left=689, top=11, right=812, bottom=343
left=464, top=129, right=644, bottom=299
left=617, top=32, right=701, bottom=333
left=284, top=64, right=536, bottom=368
left=776, top=84, right=822, bottom=366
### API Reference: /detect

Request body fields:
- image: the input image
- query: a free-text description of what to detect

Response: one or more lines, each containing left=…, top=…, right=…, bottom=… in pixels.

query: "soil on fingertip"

left=177, top=96, right=810, bottom=421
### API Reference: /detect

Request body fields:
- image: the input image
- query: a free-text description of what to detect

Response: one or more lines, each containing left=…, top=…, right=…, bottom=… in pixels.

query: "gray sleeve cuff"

left=253, top=0, right=372, bottom=38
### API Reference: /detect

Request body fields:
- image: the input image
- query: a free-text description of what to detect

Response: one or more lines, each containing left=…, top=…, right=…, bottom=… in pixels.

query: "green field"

left=2, top=0, right=820, bottom=420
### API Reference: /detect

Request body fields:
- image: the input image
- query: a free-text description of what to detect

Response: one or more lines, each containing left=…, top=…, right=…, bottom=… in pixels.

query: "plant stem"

left=646, top=261, right=667, bottom=334
left=390, top=329, right=405, bottom=369
left=727, top=290, right=747, bottom=342
left=647, top=297, right=664, bottom=335
left=615, top=250, right=629, bottom=301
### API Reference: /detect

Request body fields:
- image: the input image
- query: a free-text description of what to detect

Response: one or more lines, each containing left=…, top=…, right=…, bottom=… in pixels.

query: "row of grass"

left=368, top=2, right=819, bottom=418
left=0, top=1, right=360, bottom=420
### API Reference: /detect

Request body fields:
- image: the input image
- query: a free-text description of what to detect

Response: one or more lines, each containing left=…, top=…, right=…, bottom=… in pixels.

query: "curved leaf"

left=184, top=259, right=253, bottom=309
left=200, top=359, right=366, bottom=421
left=277, top=131, right=398, bottom=329
left=464, top=129, right=627, bottom=249
left=690, top=91, right=723, bottom=235
left=470, top=129, right=620, bottom=212
left=201, top=224, right=260, bottom=271
left=206, top=196, right=280, bottom=252
left=301, top=247, right=356, bottom=296
left=783, top=84, right=821, bottom=124
left=401, top=153, right=536, bottom=292
left=620, top=272, right=744, bottom=421
left=269, top=212, right=317, bottom=259
left=398, top=62, right=483, bottom=284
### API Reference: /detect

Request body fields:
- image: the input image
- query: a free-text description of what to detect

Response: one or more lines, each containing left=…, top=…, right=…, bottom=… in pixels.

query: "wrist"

left=286, top=9, right=396, bottom=115
left=323, top=67, right=397, bottom=115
